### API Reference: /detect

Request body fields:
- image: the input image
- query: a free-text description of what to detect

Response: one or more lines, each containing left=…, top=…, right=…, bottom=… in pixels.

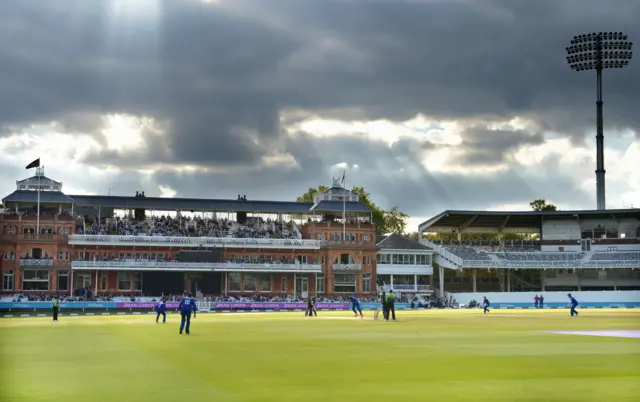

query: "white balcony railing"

left=459, top=260, right=495, bottom=269
left=380, top=284, right=431, bottom=292
left=20, top=258, right=55, bottom=266
left=420, top=239, right=463, bottom=266
left=391, top=284, right=431, bottom=291
left=376, top=264, right=434, bottom=275
left=71, top=260, right=322, bottom=273
left=332, top=264, right=362, bottom=271
left=457, top=259, right=640, bottom=269
left=581, top=260, right=640, bottom=269
left=68, top=235, right=322, bottom=249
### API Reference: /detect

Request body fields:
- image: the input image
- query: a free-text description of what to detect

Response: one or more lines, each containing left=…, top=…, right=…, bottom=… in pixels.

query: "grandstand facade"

left=2, top=170, right=424, bottom=299
left=418, top=210, right=640, bottom=297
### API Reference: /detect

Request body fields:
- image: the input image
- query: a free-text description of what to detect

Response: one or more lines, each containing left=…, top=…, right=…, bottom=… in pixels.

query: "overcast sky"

left=1, top=0, right=639, bottom=230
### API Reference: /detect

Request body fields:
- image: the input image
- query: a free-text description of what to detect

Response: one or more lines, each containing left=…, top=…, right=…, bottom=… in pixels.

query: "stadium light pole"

left=566, top=32, right=633, bottom=210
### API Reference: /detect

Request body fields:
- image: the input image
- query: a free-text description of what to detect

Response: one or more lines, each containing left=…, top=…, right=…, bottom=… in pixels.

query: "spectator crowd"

left=1, top=293, right=394, bottom=304
left=78, top=216, right=299, bottom=239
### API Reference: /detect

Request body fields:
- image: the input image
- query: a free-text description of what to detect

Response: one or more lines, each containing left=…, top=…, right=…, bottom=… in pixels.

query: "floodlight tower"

left=566, top=32, right=633, bottom=210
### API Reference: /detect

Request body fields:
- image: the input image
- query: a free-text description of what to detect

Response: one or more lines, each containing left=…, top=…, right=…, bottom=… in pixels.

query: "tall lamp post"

left=566, top=32, right=633, bottom=210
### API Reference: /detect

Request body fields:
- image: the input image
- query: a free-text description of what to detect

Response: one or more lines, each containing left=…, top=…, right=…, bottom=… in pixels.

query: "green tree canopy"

left=529, top=199, right=557, bottom=211
left=296, top=185, right=408, bottom=235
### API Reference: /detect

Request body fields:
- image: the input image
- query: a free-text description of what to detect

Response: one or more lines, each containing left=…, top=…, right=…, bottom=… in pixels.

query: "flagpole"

left=342, top=173, right=346, bottom=242
left=37, top=167, right=41, bottom=235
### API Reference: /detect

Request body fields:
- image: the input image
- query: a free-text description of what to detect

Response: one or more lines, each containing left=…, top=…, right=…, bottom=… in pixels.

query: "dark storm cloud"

left=0, top=0, right=299, bottom=166
left=145, top=133, right=592, bottom=218
left=0, top=0, right=637, bottom=216
left=2, top=0, right=639, bottom=138
left=418, top=124, right=546, bottom=166
left=454, top=126, right=545, bottom=166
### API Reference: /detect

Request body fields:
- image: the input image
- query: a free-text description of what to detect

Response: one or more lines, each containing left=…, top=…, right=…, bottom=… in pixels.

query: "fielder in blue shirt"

left=178, top=294, right=197, bottom=335
left=483, top=296, right=490, bottom=314
left=349, top=295, right=363, bottom=318
left=155, top=299, right=167, bottom=323
left=568, top=294, right=579, bottom=317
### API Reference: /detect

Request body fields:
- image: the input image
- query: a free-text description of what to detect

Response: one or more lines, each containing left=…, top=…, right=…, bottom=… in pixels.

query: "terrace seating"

left=495, top=252, right=585, bottom=261
left=79, top=216, right=300, bottom=239
left=502, top=246, right=542, bottom=252
left=445, top=246, right=492, bottom=261
left=590, top=252, right=640, bottom=261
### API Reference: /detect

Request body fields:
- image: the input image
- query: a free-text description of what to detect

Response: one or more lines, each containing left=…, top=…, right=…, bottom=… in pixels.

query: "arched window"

left=337, top=253, right=351, bottom=264
left=31, top=248, right=43, bottom=259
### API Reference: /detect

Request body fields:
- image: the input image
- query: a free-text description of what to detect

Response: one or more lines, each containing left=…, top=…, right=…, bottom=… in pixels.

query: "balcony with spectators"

left=77, top=215, right=299, bottom=239
left=69, top=214, right=323, bottom=248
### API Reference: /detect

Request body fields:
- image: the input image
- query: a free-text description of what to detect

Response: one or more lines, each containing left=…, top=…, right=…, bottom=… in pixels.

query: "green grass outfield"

left=1, top=309, right=639, bottom=402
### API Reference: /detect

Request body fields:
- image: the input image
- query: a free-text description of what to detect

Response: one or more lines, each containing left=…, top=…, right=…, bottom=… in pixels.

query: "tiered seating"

left=590, top=252, right=640, bottom=261
left=503, top=246, right=541, bottom=252
left=502, top=240, right=541, bottom=251
left=446, top=246, right=492, bottom=261
left=496, top=252, right=584, bottom=262
left=79, top=216, right=299, bottom=239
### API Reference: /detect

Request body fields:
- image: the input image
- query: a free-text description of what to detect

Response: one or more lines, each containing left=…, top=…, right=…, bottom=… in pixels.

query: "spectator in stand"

left=79, top=215, right=300, bottom=240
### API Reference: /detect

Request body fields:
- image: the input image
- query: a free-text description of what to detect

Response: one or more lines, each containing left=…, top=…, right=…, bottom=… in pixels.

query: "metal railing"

left=71, top=260, right=322, bottom=272
left=420, top=239, right=464, bottom=266
left=424, top=243, right=640, bottom=270
left=581, top=260, right=640, bottom=269
left=332, top=264, right=362, bottom=270
left=389, top=284, right=431, bottom=291
left=457, top=259, right=640, bottom=269
left=20, top=258, right=54, bottom=266
left=68, top=235, right=322, bottom=249
left=458, top=260, right=495, bottom=269
left=2, top=234, right=67, bottom=242
left=380, top=284, right=430, bottom=292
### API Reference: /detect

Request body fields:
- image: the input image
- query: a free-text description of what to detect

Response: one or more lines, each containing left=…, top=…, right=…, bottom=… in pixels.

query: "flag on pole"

left=341, top=169, right=347, bottom=241
left=26, top=158, right=40, bottom=169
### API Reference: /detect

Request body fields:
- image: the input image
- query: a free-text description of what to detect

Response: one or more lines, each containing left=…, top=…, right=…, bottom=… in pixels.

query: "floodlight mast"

left=566, top=32, right=633, bottom=210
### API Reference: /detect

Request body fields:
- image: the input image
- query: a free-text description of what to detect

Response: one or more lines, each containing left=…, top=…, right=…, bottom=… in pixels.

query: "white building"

left=376, top=233, right=434, bottom=295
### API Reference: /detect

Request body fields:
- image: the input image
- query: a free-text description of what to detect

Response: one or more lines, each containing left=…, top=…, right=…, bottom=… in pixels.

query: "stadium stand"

left=1, top=171, right=385, bottom=299
left=446, top=246, right=492, bottom=261
left=496, top=252, right=585, bottom=262
left=78, top=216, right=299, bottom=239
left=590, top=252, right=640, bottom=261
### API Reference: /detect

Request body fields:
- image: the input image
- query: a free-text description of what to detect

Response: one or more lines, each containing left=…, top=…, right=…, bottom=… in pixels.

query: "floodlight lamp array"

left=565, top=32, right=633, bottom=71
